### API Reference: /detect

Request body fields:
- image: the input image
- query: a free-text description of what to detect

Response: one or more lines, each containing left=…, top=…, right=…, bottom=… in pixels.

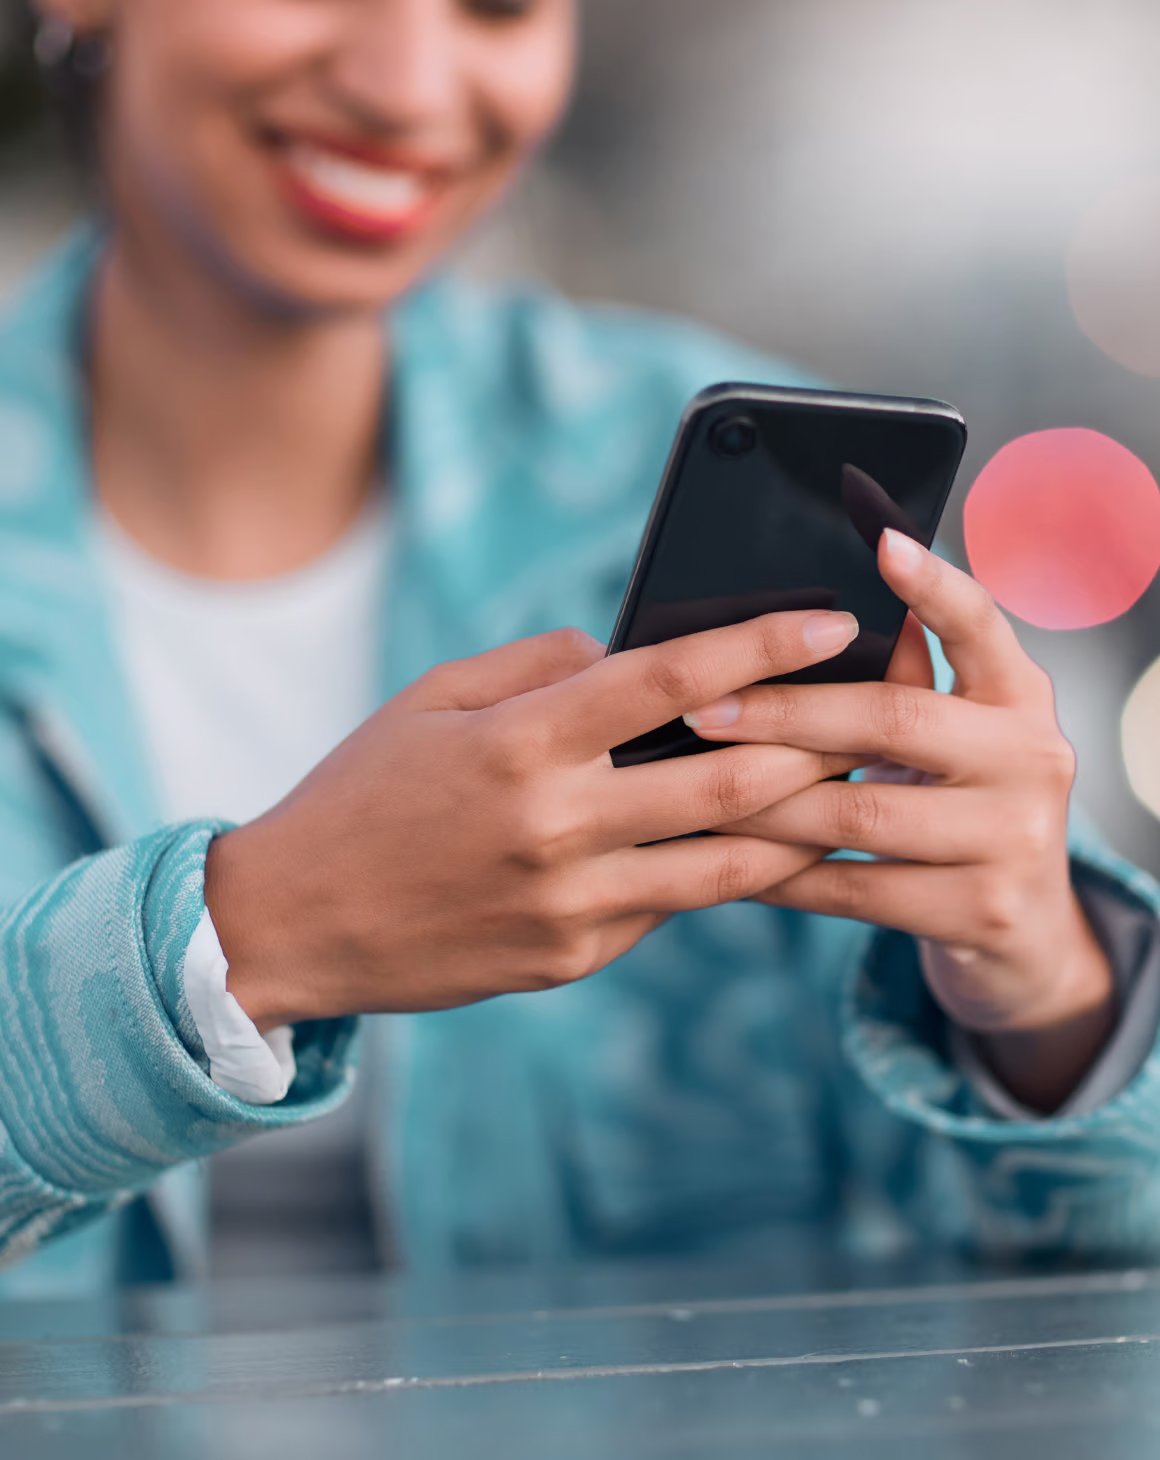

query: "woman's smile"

left=265, top=130, right=453, bottom=244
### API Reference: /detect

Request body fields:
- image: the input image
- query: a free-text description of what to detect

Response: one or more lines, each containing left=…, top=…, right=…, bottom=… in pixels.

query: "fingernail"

left=802, top=611, right=859, bottom=653
left=882, top=528, right=923, bottom=568
left=683, top=694, right=741, bottom=730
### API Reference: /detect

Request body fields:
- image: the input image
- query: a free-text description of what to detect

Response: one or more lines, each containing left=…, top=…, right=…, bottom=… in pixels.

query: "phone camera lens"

left=710, top=415, right=758, bottom=458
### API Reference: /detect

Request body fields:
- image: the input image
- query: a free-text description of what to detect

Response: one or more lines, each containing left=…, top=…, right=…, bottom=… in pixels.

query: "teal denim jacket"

left=3, top=230, right=1160, bottom=1298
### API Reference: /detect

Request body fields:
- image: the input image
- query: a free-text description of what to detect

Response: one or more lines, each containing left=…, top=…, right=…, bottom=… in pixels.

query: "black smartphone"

left=607, top=384, right=967, bottom=767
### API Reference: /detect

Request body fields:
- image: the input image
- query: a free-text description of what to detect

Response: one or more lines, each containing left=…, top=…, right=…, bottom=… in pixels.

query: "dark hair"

left=23, top=3, right=106, bottom=167
left=0, top=3, right=42, bottom=139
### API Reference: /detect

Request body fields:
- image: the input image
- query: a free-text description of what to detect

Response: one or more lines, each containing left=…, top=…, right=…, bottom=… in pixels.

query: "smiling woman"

left=80, top=0, right=577, bottom=312
left=1, top=0, right=1160, bottom=1300
left=49, top=0, right=575, bottom=581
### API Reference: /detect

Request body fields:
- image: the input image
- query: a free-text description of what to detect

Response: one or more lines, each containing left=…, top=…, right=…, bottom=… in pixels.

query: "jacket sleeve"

left=830, top=619, right=1160, bottom=1261
left=838, top=822, right=1160, bottom=1263
left=0, top=795, right=357, bottom=1270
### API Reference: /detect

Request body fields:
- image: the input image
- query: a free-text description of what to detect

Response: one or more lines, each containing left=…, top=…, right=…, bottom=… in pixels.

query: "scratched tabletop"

left=3, top=1248, right=1160, bottom=1458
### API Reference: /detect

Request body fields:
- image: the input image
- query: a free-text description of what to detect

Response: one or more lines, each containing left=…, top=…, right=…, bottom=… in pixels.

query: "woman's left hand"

left=682, top=529, right=1115, bottom=1112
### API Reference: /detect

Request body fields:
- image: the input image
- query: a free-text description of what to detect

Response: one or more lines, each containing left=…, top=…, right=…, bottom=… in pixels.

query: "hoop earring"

left=34, top=15, right=111, bottom=78
left=33, top=14, right=75, bottom=69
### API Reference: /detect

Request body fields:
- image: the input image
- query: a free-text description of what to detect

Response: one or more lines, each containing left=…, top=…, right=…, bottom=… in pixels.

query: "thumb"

left=409, top=627, right=605, bottom=712
left=885, top=611, right=934, bottom=690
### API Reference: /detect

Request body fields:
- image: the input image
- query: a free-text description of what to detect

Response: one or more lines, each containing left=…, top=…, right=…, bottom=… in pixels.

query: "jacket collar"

left=0, top=227, right=503, bottom=844
left=0, top=227, right=156, bottom=841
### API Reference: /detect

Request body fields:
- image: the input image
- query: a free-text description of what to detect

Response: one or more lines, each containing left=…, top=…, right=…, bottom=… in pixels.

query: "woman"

left=2, top=0, right=1159, bottom=1297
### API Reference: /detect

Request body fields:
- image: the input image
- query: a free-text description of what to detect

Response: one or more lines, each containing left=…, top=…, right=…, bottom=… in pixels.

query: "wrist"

left=204, top=822, right=326, bottom=1034
left=999, top=897, right=1115, bottom=1034
left=972, top=897, right=1117, bottom=1112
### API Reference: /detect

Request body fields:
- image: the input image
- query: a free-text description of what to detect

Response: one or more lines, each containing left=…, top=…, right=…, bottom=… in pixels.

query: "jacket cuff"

left=952, top=859, right=1160, bottom=1119
left=142, top=821, right=358, bottom=1121
left=844, top=849, right=1160, bottom=1146
left=0, top=821, right=356, bottom=1198
left=181, top=906, right=297, bottom=1105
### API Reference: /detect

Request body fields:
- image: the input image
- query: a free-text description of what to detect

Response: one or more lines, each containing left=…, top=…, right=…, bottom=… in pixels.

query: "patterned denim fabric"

left=1, top=229, right=1159, bottom=1296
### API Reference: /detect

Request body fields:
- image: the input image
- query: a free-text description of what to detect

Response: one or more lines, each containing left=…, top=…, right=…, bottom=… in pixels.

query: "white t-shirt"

left=96, top=498, right=389, bottom=827
left=94, top=496, right=390, bottom=1101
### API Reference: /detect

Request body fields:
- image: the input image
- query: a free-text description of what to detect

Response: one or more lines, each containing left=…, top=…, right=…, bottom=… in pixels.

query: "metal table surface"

left=4, top=1250, right=1160, bottom=1458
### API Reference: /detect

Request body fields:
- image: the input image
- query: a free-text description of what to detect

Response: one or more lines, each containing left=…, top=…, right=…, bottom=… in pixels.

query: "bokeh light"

left=963, top=429, right=1160, bottom=630
left=1067, top=176, right=1160, bottom=378
left=1122, top=656, right=1160, bottom=823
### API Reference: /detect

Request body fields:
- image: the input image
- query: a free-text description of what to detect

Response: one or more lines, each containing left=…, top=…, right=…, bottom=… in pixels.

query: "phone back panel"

left=607, top=385, right=967, bottom=767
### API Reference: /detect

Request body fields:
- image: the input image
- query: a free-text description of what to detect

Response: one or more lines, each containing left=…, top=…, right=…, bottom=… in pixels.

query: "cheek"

left=108, top=3, right=332, bottom=199
left=475, top=26, right=577, bottom=161
left=116, top=0, right=333, bottom=101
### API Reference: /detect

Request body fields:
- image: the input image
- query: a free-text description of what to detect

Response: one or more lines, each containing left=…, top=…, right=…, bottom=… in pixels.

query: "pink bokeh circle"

left=963, top=428, right=1160, bottom=630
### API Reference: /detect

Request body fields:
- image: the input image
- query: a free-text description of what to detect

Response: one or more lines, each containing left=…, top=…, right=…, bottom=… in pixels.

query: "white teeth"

left=284, top=143, right=428, bottom=219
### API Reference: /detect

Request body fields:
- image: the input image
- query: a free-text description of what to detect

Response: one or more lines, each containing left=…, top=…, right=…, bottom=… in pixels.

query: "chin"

left=173, top=224, right=432, bottom=320
left=255, top=249, right=437, bottom=317
left=195, top=196, right=487, bottom=320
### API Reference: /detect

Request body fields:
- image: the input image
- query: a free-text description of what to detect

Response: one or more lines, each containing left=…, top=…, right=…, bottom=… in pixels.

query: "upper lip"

left=265, top=126, right=459, bottom=176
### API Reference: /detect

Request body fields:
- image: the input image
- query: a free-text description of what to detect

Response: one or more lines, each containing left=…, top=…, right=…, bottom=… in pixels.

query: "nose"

left=324, top=0, right=462, bottom=134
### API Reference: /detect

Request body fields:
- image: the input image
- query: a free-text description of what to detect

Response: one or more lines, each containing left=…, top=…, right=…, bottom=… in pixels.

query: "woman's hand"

left=682, top=530, right=1115, bottom=1112
left=205, top=609, right=862, bottom=1032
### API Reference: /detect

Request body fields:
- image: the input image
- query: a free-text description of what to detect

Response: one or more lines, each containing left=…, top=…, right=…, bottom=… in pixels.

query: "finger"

left=589, top=744, right=864, bottom=851
left=885, top=611, right=934, bottom=690
left=518, top=910, right=667, bottom=994
left=756, top=857, right=984, bottom=943
left=415, top=627, right=605, bottom=711
left=600, top=836, right=825, bottom=916
left=723, top=781, right=992, bottom=863
left=594, top=910, right=668, bottom=967
left=684, top=679, right=1020, bottom=779
left=877, top=531, right=1048, bottom=708
left=684, top=611, right=929, bottom=771
left=538, top=609, right=859, bottom=762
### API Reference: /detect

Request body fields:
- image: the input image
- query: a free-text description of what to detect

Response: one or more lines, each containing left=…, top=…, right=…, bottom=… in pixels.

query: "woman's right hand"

left=205, top=610, right=860, bottom=1031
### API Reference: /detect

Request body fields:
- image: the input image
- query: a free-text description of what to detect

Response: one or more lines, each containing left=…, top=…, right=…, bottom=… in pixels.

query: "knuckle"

left=1038, top=732, right=1077, bottom=791
left=545, top=932, right=603, bottom=987
left=829, top=783, right=883, bottom=846
left=414, top=659, right=460, bottom=703
left=708, top=844, right=759, bottom=905
left=523, top=874, right=588, bottom=939
left=547, top=625, right=604, bottom=669
left=524, top=881, right=602, bottom=985
left=757, top=688, right=800, bottom=740
left=705, top=752, right=759, bottom=824
left=1009, top=802, right=1056, bottom=862
left=823, top=861, right=874, bottom=919
left=640, top=650, right=706, bottom=714
left=872, top=686, right=926, bottom=746
left=964, top=581, right=1002, bottom=637
left=755, top=615, right=795, bottom=673
left=507, top=797, right=580, bottom=871
left=479, top=706, right=552, bottom=783
left=1026, top=660, right=1058, bottom=707
left=974, top=870, right=1023, bottom=940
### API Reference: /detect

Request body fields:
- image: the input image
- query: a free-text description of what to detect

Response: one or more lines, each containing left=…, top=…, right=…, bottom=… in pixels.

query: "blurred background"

left=2, top=0, right=1159, bottom=873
